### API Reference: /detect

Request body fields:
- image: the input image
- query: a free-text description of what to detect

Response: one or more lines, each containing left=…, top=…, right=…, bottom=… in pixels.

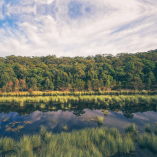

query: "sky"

left=0, top=0, right=157, bottom=57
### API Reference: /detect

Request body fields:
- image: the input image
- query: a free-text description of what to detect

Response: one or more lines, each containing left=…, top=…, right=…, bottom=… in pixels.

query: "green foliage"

left=0, top=51, right=157, bottom=92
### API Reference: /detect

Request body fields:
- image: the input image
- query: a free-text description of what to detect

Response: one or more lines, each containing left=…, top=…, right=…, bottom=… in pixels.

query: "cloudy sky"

left=0, top=0, right=157, bottom=57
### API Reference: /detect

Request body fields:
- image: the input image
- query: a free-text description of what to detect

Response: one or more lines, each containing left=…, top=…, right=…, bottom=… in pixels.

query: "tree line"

left=0, top=49, right=157, bottom=92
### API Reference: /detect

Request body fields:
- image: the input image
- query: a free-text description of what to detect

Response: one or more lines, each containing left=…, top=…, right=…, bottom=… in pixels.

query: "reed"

left=145, top=124, right=151, bottom=133
left=17, top=135, right=34, bottom=157
left=40, top=126, right=47, bottom=137
left=0, top=137, right=15, bottom=152
left=96, top=117, right=104, bottom=124
left=31, top=135, right=41, bottom=148
left=138, top=133, right=157, bottom=152
left=0, top=90, right=157, bottom=98
left=103, top=110, right=109, bottom=115
left=0, top=126, right=136, bottom=156
left=62, top=125, right=68, bottom=131
left=0, top=95, right=157, bottom=106
left=125, top=124, right=138, bottom=135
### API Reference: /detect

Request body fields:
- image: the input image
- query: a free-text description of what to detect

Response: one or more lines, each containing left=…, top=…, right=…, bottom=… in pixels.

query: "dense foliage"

left=0, top=50, right=157, bottom=92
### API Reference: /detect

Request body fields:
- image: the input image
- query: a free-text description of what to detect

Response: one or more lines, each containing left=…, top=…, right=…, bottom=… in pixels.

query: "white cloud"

left=0, top=0, right=4, bottom=20
left=0, top=0, right=157, bottom=57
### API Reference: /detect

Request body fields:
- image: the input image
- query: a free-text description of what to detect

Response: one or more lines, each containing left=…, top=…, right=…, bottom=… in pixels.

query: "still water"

left=0, top=102, right=157, bottom=157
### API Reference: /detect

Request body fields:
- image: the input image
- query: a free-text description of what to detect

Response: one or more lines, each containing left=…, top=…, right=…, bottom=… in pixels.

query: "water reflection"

left=0, top=102, right=157, bottom=117
left=0, top=102, right=157, bottom=140
left=0, top=0, right=157, bottom=56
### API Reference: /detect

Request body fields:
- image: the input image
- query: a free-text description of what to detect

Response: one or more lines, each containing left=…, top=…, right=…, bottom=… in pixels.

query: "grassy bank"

left=0, top=124, right=157, bottom=156
left=0, top=95, right=157, bottom=107
left=0, top=126, right=135, bottom=157
left=0, top=90, right=157, bottom=97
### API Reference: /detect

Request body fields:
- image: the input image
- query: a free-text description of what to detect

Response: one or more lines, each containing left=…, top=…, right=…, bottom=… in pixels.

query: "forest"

left=0, top=49, right=157, bottom=92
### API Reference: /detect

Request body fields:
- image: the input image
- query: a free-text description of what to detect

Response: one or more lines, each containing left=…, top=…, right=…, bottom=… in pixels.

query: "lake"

left=0, top=102, right=157, bottom=156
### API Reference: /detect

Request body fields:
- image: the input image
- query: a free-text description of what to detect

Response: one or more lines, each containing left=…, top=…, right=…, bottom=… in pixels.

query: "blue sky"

left=0, top=0, right=157, bottom=57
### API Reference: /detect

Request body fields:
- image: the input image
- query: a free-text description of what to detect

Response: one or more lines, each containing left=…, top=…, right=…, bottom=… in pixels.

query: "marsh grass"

left=0, top=126, right=136, bottom=157
left=0, top=90, right=156, bottom=97
left=40, top=126, right=47, bottom=137
left=125, top=124, right=138, bottom=135
left=103, top=110, right=109, bottom=115
left=96, top=117, right=104, bottom=124
left=31, top=135, right=41, bottom=148
left=62, top=125, right=68, bottom=131
left=39, top=127, right=135, bottom=157
left=145, top=124, right=151, bottom=133
left=138, top=133, right=157, bottom=152
left=0, top=137, right=15, bottom=152
left=0, top=95, right=157, bottom=108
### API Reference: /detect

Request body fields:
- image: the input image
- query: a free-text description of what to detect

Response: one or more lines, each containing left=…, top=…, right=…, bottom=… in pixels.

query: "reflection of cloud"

left=0, top=0, right=157, bottom=57
left=133, top=113, right=149, bottom=121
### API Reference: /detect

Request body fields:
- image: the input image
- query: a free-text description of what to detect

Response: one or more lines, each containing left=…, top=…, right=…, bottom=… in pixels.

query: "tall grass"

left=125, top=124, right=138, bottom=135
left=39, top=127, right=135, bottom=157
left=145, top=124, right=151, bottom=133
left=96, top=117, right=104, bottom=124
left=0, top=137, right=15, bottom=152
left=0, top=95, right=157, bottom=107
left=0, top=90, right=156, bottom=98
left=0, top=126, right=135, bottom=157
left=138, top=133, right=157, bottom=152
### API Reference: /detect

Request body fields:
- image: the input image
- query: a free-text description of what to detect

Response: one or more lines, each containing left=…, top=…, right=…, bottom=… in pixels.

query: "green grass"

left=40, top=126, right=47, bottom=137
left=125, top=124, right=138, bottom=135
left=0, top=95, right=157, bottom=108
left=62, top=125, right=68, bottom=131
left=96, top=117, right=104, bottom=124
left=145, top=124, right=151, bottom=133
left=0, top=137, right=15, bottom=152
left=138, top=133, right=157, bottom=152
left=0, top=126, right=135, bottom=157
left=0, top=90, right=156, bottom=98
left=103, top=110, right=109, bottom=115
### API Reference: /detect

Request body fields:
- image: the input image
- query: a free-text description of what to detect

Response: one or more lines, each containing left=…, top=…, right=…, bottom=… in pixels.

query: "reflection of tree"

left=73, top=109, right=85, bottom=117
left=0, top=102, right=157, bottom=117
left=122, top=110, right=134, bottom=119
